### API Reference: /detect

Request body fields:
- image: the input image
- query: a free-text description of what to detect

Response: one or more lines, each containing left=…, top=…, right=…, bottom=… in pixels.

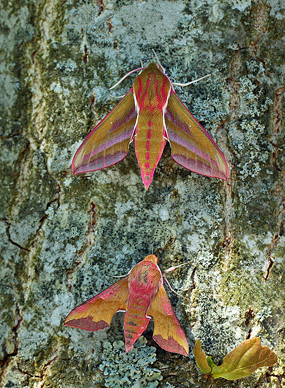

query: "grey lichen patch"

left=66, top=1, right=185, bottom=51
left=99, top=337, right=162, bottom=388
left=75, top=167, right=226, bottom=279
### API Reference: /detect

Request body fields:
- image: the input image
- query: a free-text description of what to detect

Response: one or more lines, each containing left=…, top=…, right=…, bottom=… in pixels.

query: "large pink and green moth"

left=72, top=63, right=229, bottom=189
left=64, top=255, right=189, bottom=356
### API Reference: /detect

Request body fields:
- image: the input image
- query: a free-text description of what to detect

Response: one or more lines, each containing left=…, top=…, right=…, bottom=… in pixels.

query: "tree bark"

left=0, top=0, right=284, bottom=387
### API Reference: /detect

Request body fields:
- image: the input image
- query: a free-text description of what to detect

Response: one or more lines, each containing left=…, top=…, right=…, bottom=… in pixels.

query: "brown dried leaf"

left=212, top=337, right=277, bottom=380
left=193, top=339, right=211, bottom=374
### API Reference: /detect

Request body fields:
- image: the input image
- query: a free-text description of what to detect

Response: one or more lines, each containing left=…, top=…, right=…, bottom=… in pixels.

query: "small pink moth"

left=64, top=255, right=189, bottom=356
left=72, top=62, right=229, bottom=189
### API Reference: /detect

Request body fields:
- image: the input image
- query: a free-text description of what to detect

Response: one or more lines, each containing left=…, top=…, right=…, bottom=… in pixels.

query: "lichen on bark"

left=1, top=0, right=284, bottom=387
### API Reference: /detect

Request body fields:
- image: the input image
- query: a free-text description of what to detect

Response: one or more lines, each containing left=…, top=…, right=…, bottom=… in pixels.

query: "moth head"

left=142, top=254, right=159, bottom=265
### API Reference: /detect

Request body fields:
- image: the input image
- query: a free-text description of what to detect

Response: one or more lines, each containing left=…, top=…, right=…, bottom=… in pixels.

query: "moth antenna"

left=109, top=273, right=129, bottom=278
left=110, top=94, right=126, bottom=99
left=163, top=260, right=191, bottom=274
left=109, top=67, right=146, bottom=90
left=173, top=73, right=211, bottom=87
left=152, top=49, right=165, bottom=71
left=152, top=49, right=164, bottom=69
left=164, top=277, right=190, bottom=301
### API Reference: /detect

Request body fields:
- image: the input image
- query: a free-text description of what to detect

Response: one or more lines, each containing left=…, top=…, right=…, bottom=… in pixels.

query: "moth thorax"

left=133, top=68, right=171, bottom=110
left=129, top=263, right=162, bottom=293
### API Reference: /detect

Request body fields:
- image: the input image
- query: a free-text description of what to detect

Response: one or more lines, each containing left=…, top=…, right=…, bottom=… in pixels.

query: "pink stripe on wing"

left=76, top=150, right=128, bottom=173
left=168, top=131, right=218, bottom=168
left=82, top=128, right=134, bottom=162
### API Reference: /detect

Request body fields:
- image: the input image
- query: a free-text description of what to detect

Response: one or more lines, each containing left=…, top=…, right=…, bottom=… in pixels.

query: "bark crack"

left=3, top=218, right=31, bottom=252
left=96, top=0, right=105, bottom=15
left=248, top=2, right=268, bottom=69
left=30, top=180, right=61, bottom=249
left=0, top=304, right=23, bottom=386
left=16, top=346, right=59, bottom=386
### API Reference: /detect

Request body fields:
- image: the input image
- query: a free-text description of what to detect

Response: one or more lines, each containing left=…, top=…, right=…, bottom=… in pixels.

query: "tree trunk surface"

left=0, top=0, right=284, bottom=387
